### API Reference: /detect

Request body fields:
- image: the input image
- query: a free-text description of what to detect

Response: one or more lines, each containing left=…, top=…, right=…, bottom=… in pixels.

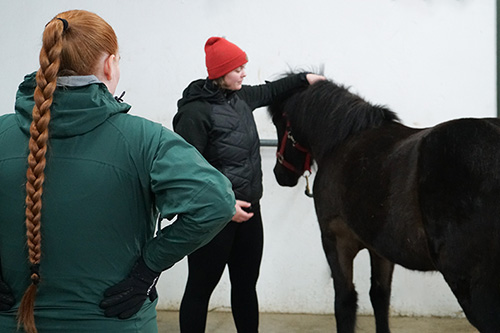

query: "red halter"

left=276, top=120, right=312, bottom=176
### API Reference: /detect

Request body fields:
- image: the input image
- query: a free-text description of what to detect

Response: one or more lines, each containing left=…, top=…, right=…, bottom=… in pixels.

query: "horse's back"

left=418, top=117, right=500, bottom=271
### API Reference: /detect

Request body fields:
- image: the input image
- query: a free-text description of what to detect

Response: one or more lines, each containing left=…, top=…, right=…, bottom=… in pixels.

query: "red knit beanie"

left=205, top=37, right=248, bottom=80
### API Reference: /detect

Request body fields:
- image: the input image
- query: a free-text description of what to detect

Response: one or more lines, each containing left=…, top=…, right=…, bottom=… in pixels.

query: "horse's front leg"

left=368, top=250, right=394, bottom=333
left=320, top=220, right=363, bottom=333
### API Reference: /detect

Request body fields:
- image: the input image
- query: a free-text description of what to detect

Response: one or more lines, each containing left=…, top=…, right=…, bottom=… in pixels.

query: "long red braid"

left=17, top=10, right=118, bottom=333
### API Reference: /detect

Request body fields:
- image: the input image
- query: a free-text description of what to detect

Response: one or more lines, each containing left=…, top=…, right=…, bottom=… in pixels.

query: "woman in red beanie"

left=173, top=36, right=325, bottom=333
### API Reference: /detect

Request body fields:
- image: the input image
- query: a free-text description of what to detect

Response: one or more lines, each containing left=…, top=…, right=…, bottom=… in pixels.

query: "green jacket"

left=0, top=73, right=235, bottom=332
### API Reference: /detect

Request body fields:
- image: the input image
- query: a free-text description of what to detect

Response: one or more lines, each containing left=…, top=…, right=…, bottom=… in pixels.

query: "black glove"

left=0, top=275, right=15, bottom=311
left=100, top=257, right=160, bottom=319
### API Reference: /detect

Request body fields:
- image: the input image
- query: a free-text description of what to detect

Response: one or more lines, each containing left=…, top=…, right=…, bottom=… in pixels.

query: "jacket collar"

left=15, top=72, right=131, bottom=138
left=56, top=75, right=102, bottom=87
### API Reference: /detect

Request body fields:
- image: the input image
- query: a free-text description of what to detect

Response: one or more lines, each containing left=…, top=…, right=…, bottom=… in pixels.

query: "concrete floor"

left=157, top=310, right=477, bottom=332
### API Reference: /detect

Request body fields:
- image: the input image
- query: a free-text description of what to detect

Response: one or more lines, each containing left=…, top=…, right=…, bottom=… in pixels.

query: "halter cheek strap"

left=276, top=120, right=312, bottom=176
left=276, top=116, right=314, bottom=197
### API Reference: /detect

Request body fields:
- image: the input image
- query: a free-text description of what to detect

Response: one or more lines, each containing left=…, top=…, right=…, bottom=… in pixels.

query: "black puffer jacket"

left=173, top=73, right=308, bottom=203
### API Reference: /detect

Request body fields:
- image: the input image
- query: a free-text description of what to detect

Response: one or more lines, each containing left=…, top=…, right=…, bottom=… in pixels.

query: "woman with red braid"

left=0, top=10, right=236, bottom=333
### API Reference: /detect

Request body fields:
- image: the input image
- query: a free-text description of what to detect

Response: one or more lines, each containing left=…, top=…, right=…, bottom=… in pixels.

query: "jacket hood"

left=15, top=72, right=131, bottom=138
left=177, top=79, right=227, bottom=109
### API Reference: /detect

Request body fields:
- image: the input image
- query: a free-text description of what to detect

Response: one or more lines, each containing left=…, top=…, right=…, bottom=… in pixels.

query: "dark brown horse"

left=267, top=76, right=500, bottom=333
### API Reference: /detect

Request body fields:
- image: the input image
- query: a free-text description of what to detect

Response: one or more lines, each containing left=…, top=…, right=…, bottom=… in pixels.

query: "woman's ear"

left=99, top=54, right=120, bottom=95
left=103, top=54, right=116, bottom=81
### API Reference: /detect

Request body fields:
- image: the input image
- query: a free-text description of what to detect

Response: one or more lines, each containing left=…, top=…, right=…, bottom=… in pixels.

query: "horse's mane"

left=269, top=76, right=400, bottom=158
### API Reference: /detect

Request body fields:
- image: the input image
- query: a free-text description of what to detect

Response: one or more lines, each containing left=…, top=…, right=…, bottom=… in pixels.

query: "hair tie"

left=56, top=18, right=69, bottom=32
left=30, top=264, right=40, bottom=285
left=45, top=17, right=69, bottom=31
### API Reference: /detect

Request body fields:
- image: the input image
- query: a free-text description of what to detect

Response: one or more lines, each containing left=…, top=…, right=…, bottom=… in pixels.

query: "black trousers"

left=179, top=203, right=263, bottom=333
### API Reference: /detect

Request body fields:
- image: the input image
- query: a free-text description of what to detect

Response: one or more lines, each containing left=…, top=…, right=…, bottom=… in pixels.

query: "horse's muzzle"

left=273, top=165, right=300, bottom=187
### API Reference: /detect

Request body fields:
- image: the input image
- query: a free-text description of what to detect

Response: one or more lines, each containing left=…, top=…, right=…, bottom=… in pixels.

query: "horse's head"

left=268, top=74, right=401, bottom=189
left=268, top=84, right=312, bottom=188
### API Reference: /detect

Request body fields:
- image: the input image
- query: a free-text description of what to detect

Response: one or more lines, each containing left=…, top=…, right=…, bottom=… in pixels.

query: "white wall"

left=0, top=0, right=495, bottom=317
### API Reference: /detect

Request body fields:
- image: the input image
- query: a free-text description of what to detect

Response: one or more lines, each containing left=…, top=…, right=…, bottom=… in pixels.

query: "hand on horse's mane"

left=306, top=73, right=326, bottom=85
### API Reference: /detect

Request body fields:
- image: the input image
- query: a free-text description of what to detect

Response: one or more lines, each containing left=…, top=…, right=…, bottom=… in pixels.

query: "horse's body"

left=268, top=78, right=500, bottom=333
